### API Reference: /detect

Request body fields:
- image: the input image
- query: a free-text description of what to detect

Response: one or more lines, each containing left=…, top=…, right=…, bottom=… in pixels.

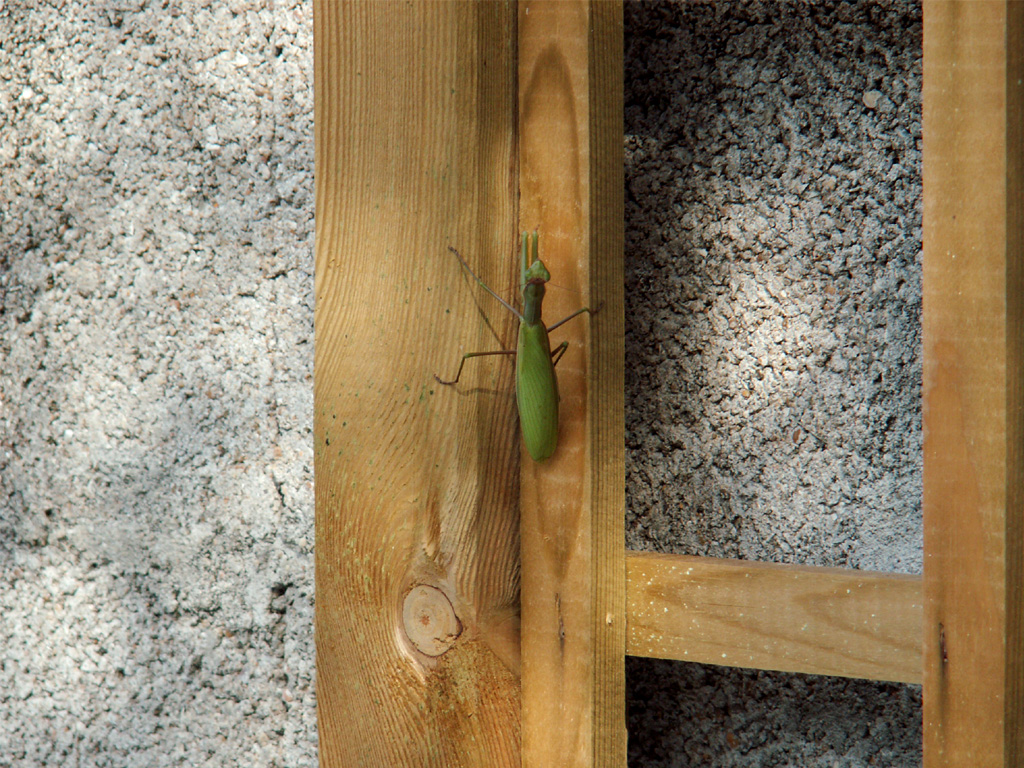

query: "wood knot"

left=402, top=585, right=461, bottom=657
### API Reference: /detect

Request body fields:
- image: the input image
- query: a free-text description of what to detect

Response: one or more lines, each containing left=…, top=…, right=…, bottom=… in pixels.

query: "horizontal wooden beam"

left=625, top=551, right=923, bottom=684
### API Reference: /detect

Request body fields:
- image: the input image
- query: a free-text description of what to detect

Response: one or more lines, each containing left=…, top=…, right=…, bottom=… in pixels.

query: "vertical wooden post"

left=922, top=2, right=1024, bottom=765
left=518, top=2, right=626, bottom=766
left=314, top=3, right=522, bottom=766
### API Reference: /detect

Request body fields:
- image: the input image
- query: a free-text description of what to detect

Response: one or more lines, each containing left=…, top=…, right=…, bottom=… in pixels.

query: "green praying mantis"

left=435, top=232, right=599, bottom=462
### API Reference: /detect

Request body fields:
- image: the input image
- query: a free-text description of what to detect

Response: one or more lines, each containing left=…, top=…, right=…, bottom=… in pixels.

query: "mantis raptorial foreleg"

left=545, top=302, right=604, bottom=369
left=549, top=341, right=569, bottom=368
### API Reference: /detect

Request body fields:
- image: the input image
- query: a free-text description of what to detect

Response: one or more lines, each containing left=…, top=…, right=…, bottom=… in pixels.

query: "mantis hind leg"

left=434, top=349, right=515, bottom=385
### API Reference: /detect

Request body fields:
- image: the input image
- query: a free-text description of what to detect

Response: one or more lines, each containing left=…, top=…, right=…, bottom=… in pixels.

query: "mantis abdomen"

left=516, top=320, right=558, bottom=461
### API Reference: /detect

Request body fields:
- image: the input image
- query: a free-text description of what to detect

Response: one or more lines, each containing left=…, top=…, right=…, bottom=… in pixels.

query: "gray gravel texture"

left=1, top=2, right=315, bottom=766
left=623, top=1, right=922, bottom=766
left=1, top=0, right=924, bottom=766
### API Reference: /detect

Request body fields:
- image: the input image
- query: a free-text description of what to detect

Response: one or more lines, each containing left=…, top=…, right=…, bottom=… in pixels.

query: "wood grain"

left=517, top=2, right=626, bottom=766
left=922, top=2, right=1024, bottom=765
left=314, top=3, right=521, bottom=766
left=626, top=552, right=923, bottom=684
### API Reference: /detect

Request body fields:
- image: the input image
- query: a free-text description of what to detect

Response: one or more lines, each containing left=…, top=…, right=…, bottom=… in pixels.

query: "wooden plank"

left=626, top=552, right=923, bottom=684
left=922, top=2, right=1024, bottom=765
left=314, top=3, right=522, bottom=766
left=517, top=2, right=626, bottom=766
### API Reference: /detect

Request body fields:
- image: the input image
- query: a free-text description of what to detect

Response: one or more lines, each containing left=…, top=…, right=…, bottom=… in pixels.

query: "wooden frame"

left=516, top=2, right=626, bottom=766
left=315, top=2, right=1022, bottom=766
left=922, top=3, right=1023, bottom=764
left=314, top=4, right=521, bottom=765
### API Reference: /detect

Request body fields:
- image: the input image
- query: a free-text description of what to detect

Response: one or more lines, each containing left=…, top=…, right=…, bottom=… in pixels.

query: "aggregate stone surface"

left=1, top=3, right=315, bottom=766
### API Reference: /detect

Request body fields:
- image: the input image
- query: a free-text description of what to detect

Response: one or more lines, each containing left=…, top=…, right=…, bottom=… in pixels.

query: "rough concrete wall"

left=623, top=1, right=923, bottom=765
left=0, top=3, right=316, bottom=766
left=1, top=1, right=924, bottom=766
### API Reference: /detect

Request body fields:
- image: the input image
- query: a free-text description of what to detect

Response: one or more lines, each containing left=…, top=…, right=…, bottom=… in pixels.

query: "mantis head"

left=524, top=258, right=551, bottom=286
